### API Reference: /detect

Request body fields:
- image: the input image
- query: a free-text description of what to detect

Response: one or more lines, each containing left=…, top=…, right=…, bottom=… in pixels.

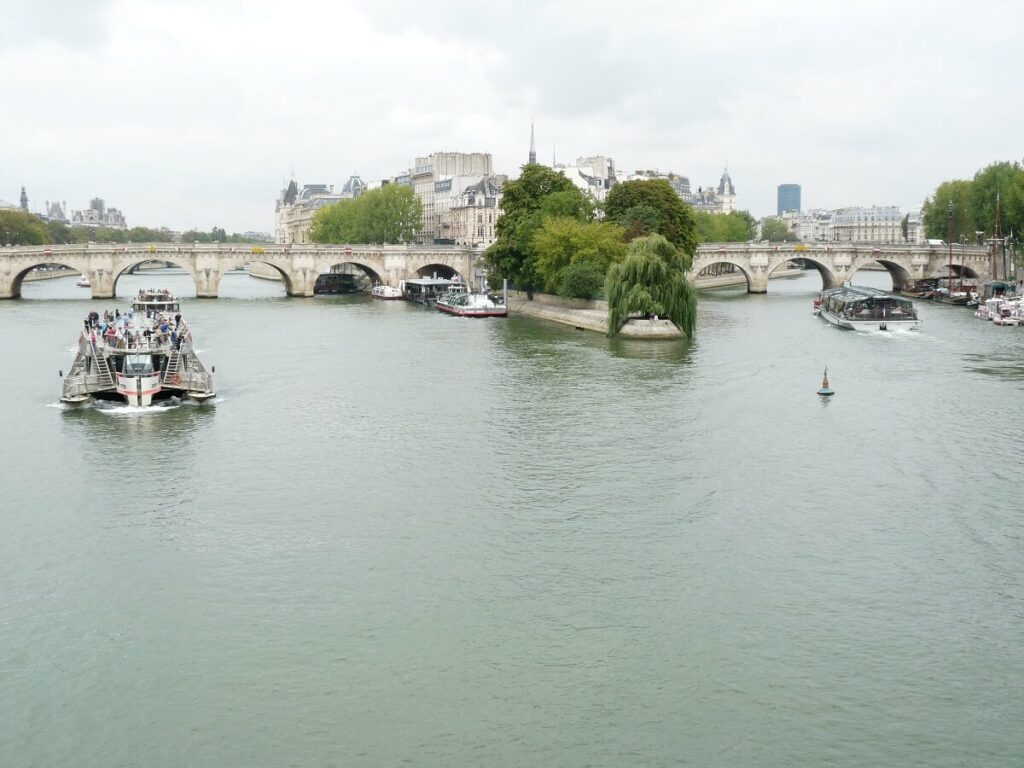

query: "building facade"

left=273, top=176, right=366, bottom=244
left=777, top=184, right=801, bottom=215
left=446, top=176, right=503, bottom=248
left=71, top=198, right=126, bottom=229
left=832, top=206, right=903, bottom=244
left=411, top=152, right=493, bottom=244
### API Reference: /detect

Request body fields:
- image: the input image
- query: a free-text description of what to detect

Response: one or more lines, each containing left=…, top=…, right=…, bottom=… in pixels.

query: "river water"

left=2, top=268, right=1022, bottom=766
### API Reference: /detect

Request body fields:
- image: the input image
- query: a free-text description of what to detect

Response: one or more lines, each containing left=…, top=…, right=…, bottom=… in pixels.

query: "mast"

left=947, top=201, right=953, bottom=293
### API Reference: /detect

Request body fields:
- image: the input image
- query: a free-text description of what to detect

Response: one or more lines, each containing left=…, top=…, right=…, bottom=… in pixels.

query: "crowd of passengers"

left=83, top=306, right=187, bottom=350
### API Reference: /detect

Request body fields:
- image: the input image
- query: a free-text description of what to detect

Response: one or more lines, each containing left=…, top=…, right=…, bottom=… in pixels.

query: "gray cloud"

left=2, top=0, right=1023, bottom=231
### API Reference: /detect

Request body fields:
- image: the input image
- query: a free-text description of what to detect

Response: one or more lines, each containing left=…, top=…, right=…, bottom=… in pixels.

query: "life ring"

left=168, top=373, right=181, bottom=385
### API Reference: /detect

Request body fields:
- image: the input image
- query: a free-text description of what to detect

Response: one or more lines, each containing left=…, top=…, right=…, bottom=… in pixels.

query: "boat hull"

left=436, top=302, right=508, bottom=318
left=116, top=373, right=162, bottom=406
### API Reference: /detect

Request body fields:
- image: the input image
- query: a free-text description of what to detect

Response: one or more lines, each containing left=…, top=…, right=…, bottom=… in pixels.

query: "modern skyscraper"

left=777, top=184, right=801, bottom=215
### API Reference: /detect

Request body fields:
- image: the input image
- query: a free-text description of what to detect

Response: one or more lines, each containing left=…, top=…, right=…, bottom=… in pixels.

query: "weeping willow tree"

left=605, top=234, right=697, bottom=337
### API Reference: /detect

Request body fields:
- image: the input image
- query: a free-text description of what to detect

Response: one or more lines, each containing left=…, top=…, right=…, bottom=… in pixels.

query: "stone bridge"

left=0, top=240, right=998, bottom=299
left=0, top=242, right=481, bottom=299
left=692, top=242, right=995, bottom=293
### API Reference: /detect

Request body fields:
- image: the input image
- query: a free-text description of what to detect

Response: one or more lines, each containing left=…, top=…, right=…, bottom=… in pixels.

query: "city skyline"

left=3, top=0, right=1022, bottom=232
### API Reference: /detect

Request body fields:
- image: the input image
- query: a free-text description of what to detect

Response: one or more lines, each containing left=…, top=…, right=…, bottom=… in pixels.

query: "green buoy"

left=817, top=367, right=834, bottom=397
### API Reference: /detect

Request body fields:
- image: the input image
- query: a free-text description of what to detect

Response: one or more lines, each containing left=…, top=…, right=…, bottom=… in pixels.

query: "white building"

left=832, top=205, right=903, bottom=244
left=553, top=155, right=617, bottom=203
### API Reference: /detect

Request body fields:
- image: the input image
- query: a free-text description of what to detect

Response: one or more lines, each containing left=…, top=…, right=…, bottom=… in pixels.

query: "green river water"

left=1, top=269, right=1022, bottom=766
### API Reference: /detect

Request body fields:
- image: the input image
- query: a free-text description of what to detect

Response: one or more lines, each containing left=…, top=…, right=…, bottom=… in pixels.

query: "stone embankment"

left=506, top=267, right=805, bottom=339
left=506, top=291, right=683, bottom=339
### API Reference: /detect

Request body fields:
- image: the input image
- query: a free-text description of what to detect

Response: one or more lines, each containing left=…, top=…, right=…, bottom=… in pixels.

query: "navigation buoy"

left=817, top=367, right=834, bottom=397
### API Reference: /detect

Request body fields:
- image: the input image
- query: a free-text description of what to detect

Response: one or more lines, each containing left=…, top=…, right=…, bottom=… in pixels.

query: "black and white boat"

left=815, top=285, right=919, bottom=331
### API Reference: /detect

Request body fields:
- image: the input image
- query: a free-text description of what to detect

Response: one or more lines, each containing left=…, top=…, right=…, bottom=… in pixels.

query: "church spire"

left=19, top=186, right=28, bottom=211
left=528, top=120, right=537, bottom=165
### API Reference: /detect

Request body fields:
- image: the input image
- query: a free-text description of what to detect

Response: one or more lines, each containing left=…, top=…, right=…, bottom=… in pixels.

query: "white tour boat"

left=76, top=275, right=91, bottom=288
left=60, top=290, right=215, bottom=406
left=816, top=285, right=919, bottom=331
left=371, top=284, right=403, bottom=300
left=435, top=290, right=508, bottom=318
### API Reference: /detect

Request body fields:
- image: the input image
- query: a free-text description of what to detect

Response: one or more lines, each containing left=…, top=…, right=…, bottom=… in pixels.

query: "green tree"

left=531, top=217, right=626, bottom=293
left=605, top=234, right=697, bottom=338
left=922, top=179, right=974, bottom=241
left=969, top=161, right=1024, bottom=239
left=760, top=218, right=797, bottom=242
left=484, top=164, right=587, bottom=290
left=310, top=199, right=361, bottom=243
left=362, top=184, right=422, bottom=243
left=47, top=220, right=75, bottom=244
left=0, top=210, right=49, bottom=244
left=694, top=209, right=758, bottom=242
left=900, top=213, right=909, bottom=242
left=557, top=262, right=606, bottom=300
left=311, top=185, right=421, bottom=244
left=604, top=179, right=698, bottom=254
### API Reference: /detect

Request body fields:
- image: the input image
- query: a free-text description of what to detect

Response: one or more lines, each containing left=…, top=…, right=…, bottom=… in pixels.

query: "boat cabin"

left=820, top=285, right=917, bottom=322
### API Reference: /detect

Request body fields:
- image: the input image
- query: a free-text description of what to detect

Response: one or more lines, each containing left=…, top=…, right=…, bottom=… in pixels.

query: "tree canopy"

left=694, top=209, right=757, bottom=242
left=760, top=218, right=797, bottom=242
left=605, top=234, right=697, bottom=338
left=0, top=210, right=49, bottom=245
left=531, top=217, right=627, bottom=295
left=310, top=184, right=422, bottom=244
left=604, top=179, right=698, bottom=255
left=484, top=164, right=592, bottom=290
left=923, top=161, right=1024, bottom=242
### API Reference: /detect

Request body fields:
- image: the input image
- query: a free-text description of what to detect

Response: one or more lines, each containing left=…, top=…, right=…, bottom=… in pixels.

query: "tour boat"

left=815, top=285, right=919, bottom=331
left=371, top=284, right=403, bottom=300
left=435, top=290, right=508, bottom=318
left=60, top=291, right=215, bottom=406
left=132, top=287, right=180, bottom=313
left=76, top=275, right=90, bottom=288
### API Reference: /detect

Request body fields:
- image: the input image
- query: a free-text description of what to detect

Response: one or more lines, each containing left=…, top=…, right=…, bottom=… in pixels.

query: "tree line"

left=0, top=209, right=262, bottom=245
left=923, top=161, right=1024, bottom=243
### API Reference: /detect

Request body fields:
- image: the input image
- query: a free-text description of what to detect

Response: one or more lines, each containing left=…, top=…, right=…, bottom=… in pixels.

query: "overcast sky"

left=3, top=0, right=1022, bottom=232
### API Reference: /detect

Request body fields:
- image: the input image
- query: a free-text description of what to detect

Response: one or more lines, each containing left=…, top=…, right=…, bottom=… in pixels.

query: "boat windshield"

left=123, top=354, right=155, bottom=375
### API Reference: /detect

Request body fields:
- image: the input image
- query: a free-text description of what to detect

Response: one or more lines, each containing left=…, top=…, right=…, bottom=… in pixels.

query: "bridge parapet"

left=0, top=242, right=482, bottom=298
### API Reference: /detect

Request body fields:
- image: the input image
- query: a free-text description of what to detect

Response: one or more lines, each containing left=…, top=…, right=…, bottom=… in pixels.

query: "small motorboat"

left=76, top=275, right=91, bottom=288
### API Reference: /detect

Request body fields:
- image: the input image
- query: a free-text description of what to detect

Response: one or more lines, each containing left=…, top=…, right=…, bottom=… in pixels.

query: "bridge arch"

left=111, top=256, right=200, bottom=298
left=768, top=256, right=838, bottom=290
left=10, top=260, right=88, bottom=299
left=935, top=263, right=983, bottom=281
left=247, top=260, right=295, bottom=294
left=693, top=259, right=754, bottom=291
left=320, top=261, right=383, bottom=285
left=850, top=258, right=913, bottom=291
left=415, top=262, right=467, bottom=283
